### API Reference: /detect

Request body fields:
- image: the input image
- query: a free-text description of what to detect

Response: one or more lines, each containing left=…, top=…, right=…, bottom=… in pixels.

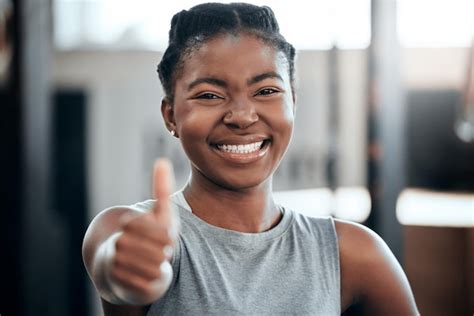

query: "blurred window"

left=398, top=0, right=474, bottom=47
left=53, top=0, right=371, bottom=51
left=274, top=187, right=371, bottom=223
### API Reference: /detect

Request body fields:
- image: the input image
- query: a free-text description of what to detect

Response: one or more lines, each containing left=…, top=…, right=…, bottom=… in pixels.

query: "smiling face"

left=162, top=33, right=295, bottom=191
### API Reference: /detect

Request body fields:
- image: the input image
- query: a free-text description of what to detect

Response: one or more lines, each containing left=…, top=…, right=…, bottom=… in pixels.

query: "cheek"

left=277, top=101, right=295, bottom=155
left=175, top=104, right=200, bottom=134
left=280, top=98, right=295, bottom=134
left=175, top=105, right=218, bottom=144
left=175, top=111, right=206, bottom=163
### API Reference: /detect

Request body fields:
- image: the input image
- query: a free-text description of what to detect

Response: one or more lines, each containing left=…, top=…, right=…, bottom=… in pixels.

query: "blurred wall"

left=53, top=49, right=368, bottom=215
left=401, top=47, right=474, bottom=315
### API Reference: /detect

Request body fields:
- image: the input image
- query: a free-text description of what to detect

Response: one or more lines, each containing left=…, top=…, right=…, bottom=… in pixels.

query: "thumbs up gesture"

left=105, top=159, right=178, bottom=305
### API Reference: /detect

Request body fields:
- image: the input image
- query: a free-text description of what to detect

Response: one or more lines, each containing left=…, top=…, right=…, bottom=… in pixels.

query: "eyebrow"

left=247, top=72, right=283, bottom=85
left=187, top=72, right=283, bottom=91
left=187, top=78, right=227, bottom=91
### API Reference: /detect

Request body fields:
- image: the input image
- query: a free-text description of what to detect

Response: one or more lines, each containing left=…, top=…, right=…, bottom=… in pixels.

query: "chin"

left=207, top=170, right=273, bottom=192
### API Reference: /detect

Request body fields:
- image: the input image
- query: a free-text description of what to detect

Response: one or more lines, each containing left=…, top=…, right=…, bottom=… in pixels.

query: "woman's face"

left=165, top=33, right=295, bottom=190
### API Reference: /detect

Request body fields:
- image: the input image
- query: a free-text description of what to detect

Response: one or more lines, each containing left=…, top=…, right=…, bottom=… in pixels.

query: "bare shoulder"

left=334, top=220, right=388, bottom=264
left=334, top=220, right=419, bottom=315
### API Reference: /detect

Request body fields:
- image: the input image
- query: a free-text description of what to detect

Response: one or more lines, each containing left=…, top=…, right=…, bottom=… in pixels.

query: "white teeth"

left=217, top=141, right=264, bottom=154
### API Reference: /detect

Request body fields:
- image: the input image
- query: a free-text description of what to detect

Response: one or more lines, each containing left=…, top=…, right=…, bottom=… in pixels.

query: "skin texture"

left=82, top=33, right=419, bottom=315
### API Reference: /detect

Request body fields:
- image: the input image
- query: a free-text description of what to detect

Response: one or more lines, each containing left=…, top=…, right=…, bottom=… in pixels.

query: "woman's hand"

left=83, top=159, right=178, bottom=307
left=106, top=160, right=178, bottom=304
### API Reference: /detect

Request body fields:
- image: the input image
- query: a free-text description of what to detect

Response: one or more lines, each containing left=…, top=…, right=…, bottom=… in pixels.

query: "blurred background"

left=1, top=0, right=473, bottom=315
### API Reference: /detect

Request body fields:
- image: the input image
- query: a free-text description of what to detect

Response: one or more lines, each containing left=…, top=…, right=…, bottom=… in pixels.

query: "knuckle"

left=121, top=220, right=136, bottom=232
left=113, top=253, right=128, bottom=267
left=148, top=269, right=161, bottom=280
left=120, top=212, right=140, bottom=227
left=109, top=266, right=123, bottom=282
left=114, top=237, right=127, bottom=251
left=122, top=214, right=146, bottom=229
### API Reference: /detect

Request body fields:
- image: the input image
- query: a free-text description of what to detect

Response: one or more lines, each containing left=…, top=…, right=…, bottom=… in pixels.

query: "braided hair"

left=157, top=2, right=296, bottom=103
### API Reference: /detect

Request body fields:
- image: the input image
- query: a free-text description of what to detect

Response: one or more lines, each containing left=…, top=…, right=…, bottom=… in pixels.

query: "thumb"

left=152, top=158, right=174, bottom=222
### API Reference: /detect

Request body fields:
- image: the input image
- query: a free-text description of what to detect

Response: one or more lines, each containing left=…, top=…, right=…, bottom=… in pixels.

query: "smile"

left=217, top=141, right=263, bottom=154
left=211, top=139, right=271, bottom=164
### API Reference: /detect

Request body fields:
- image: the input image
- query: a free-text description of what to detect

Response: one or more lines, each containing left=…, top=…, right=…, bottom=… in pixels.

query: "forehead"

left=176, top=33, right=290, bottom=84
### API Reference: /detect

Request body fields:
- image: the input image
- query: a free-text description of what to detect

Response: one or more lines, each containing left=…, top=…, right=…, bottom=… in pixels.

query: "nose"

left=223, top=98, right=259, bottom=129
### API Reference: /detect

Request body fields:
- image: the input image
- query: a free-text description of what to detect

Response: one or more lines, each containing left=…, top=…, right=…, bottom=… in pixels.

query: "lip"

left=210, top=137, right=271, bottom=164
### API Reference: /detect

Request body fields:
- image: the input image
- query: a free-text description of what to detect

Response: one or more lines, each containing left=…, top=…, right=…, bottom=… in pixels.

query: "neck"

left=183, top=172, right=281, bottom=233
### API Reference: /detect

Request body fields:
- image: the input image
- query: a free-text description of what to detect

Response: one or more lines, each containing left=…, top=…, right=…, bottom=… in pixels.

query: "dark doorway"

left=52, top=89, right=89, bottom=316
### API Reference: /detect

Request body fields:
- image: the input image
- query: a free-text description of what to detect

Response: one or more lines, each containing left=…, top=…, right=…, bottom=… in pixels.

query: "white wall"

left=337, top=49, right=368, bottom=186
left=402, top=47, right=469, bottom=90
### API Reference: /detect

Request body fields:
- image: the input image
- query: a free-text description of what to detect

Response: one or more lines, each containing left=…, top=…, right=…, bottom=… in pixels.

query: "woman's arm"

left=82, top=160, right=177, bottom=315
left=82, top=206, right=155, bottom=315
left=336, top=220, right=419, bottom=315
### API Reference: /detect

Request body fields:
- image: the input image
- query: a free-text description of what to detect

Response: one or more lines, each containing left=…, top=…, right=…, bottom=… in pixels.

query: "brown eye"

left=256, top=88, right=279, bottom=96
left=196, top=93, right=222, bottom=99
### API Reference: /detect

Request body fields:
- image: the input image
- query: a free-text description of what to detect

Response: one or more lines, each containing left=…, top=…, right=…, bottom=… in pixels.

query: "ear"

left=161, top=98, right=178, bottom=137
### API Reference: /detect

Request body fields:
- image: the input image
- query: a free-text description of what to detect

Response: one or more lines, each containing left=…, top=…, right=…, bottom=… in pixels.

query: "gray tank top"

left=132, top=193, right=340, bottom=315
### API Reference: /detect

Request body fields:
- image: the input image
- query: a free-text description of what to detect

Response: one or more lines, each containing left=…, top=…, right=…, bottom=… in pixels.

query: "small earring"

left=170, top=130, right=176, bottom=136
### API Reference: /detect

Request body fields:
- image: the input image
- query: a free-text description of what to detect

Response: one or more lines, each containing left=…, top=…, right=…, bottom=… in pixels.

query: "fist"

left=107, top=159, right=178, bottom=304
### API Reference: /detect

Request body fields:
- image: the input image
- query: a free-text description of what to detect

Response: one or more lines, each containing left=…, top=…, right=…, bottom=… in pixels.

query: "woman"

left=82, top=3, right=419, bottom=315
